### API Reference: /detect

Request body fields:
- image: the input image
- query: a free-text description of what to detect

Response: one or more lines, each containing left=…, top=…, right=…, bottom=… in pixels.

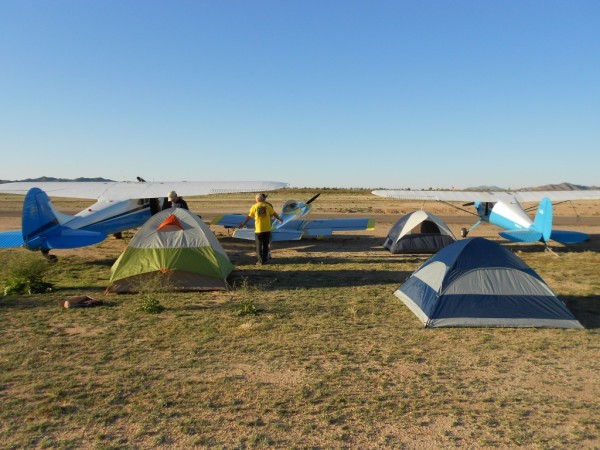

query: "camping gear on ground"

left=395, top=237, right=583, bottom=328
left=107, top=208, right=233, bottom=293
left=62, top=295, right=103, bottom=308
left=384, top=210, right=456, bottom=254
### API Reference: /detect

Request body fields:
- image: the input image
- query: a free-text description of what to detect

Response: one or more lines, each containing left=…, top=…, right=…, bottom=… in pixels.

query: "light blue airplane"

left=0, top=180, right=287, bottom=255
left=371, top=189, right=600, bottom=245
left=212, top=193, right=376, bottom=241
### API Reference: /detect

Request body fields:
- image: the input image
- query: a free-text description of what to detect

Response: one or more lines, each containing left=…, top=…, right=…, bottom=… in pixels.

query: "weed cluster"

left=138, top=296, right=165, bottom=314
left=4, top=252, right=54, bottom=295
left=233, top=277, right=261, bottom=316
left=136, top=274, right=168, bottom=314
left=236, top=299, right=258, bottom=316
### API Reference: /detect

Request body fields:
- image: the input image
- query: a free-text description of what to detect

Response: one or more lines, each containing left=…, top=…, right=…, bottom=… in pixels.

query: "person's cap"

left=168, top=191, right=177, bottom=200
left=256, top=193, right=267, bottom=201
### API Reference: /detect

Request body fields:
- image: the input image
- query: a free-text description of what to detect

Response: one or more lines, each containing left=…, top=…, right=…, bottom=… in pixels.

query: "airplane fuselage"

left=67, top=199, right=156, bottom=236
left=475, top=200, right=533, bottom=231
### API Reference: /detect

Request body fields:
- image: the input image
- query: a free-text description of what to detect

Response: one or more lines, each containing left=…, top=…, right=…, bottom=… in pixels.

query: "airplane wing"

left=372, top=189, right=600, bottom=203
left=512, top=190, right=600, bottom=202
left=0, top=181, right=288, bottom=201
left=291, top=218, right=376, bottom=237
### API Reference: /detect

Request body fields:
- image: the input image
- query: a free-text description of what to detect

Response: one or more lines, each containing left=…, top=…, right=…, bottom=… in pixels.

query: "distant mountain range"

left=0, top=177, right=114, bottom=184
left=466, top=182, right=599, bottom=191
left=0, top=178, right=598, bottom=191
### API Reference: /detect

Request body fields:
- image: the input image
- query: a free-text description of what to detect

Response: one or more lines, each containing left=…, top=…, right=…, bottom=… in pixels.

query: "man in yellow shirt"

left=239, top=194, right=282, bottom=265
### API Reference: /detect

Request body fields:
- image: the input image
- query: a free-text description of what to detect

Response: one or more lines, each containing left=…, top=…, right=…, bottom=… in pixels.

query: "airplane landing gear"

left=460, top=227, right=469, bottom=238
left=41, top=249, right=58, bottom=262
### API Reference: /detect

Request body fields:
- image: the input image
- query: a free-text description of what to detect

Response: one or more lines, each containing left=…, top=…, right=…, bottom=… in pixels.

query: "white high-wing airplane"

left=0, top=180, right=287, bottom=254
left=372, top=189, right=600, bottom=245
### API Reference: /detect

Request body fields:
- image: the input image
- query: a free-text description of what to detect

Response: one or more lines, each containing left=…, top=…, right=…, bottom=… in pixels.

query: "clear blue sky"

left=1, top=1, right=598, bottom=189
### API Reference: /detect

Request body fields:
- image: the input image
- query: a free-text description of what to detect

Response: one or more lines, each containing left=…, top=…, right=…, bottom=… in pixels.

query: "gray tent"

left=384, top=210, right=456, bottom=254
left=396, top=237, right=583, bottom=328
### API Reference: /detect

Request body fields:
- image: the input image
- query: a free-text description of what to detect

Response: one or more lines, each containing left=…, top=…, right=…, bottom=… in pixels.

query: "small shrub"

left=236, top=299, right=258, bottom=316
left=4, top=253, right=54, bottom=295
left=139, top=296, right=165, bottom=314
left=233, top=277, right=261, bottom=316
left=136, top=274, right=167, bottom=314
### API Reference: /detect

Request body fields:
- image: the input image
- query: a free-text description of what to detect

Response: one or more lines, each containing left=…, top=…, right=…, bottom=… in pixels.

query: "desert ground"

left=0, top=189, right=599, bottom=448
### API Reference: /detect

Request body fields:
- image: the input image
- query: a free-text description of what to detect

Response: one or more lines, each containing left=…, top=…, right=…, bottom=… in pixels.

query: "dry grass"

left=0, top=190, right=599, bottom=448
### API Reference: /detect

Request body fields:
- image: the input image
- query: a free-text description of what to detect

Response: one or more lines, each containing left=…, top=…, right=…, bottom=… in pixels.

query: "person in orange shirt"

left=239, top=193, right=282, bottom=265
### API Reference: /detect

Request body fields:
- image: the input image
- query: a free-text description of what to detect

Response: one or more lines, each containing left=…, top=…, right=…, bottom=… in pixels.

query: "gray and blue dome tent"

left=395, top=237, right=583, bottom=328
left=383, top=210, right=456, bottom=254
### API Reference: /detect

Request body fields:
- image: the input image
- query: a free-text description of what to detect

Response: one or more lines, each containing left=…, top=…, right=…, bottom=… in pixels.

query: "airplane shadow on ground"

left=227, top=253, right=425, bottom=267
left=82, top=258, right=117, bottom=267
left=505, top=234, right=600, bottom=254
left=220, top=235, right=386, bottom=254
left=228, top=268, right=411, bottom=290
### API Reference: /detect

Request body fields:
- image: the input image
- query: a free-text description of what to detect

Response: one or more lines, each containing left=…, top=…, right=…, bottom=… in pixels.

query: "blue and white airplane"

left=212, top=193, right=376, bottom=241
left=371, top=189, right=600, bottom=245
left=0, top=180, right=287, bottom=254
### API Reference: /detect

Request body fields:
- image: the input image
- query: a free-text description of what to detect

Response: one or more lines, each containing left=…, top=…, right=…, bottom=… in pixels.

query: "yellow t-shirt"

left=249, top=202, right=275, bottom=233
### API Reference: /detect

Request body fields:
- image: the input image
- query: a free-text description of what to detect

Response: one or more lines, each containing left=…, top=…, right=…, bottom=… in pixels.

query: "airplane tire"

left=460, top=228, right=468, bottom=238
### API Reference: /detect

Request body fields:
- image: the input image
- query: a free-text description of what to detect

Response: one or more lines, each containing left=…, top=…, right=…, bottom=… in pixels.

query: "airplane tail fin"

left=531, top=197, right=553, bottom=243
left=21, top=188, right=106, bottom=251
left=531, top=197, right=589, bottom=243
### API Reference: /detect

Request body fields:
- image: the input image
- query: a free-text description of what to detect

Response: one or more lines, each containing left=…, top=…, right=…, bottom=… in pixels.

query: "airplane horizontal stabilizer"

left=498, top=230, right=543, bottom=243
left=34, top=228, right=107, bottom=250
left=0, top=230, right=25, bottom=248
left=549, top=230, right=589, bottom=244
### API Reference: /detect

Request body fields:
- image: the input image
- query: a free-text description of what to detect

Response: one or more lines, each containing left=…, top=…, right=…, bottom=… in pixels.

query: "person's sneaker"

left=256, top=261, right=263, bottom=266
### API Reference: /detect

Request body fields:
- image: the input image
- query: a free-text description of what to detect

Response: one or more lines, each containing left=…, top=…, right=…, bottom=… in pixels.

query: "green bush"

left=236, top=299, right=258, bottom=316
left=4, top=253, right=54, bottom=295
left=138, top=296, right=165, bottom=314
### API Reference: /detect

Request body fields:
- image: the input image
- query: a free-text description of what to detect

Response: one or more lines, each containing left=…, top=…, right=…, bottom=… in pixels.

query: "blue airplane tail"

left=499, top=197, right=588, bottom=244
left=532, top=197, right=553, bottom=242
left=21, top=188, right=106, bottom=251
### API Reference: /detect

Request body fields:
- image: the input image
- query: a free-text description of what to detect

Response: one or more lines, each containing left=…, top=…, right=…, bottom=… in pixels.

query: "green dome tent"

left=107, top=208, right=233, bottom=293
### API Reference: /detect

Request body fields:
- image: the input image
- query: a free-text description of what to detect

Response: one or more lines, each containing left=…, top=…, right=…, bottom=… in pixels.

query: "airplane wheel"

left=42, top=252, right=58, bottom=263
left=460, top=227, right=468, bottom=238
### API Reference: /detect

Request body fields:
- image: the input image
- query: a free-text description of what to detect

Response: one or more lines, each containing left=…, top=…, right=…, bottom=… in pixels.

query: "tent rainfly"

left=107, top=208, right=233, bottom=293
left=395, top=237, right=583, bottom=328
left=384, top=210, right=456, bottom=254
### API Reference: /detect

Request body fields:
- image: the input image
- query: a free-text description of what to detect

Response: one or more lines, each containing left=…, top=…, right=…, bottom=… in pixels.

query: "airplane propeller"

left=306, top=193, right=321, bottom=204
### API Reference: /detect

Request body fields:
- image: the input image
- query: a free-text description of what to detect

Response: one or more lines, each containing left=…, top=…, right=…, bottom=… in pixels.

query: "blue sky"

left=1, top=1, right=598, bottom=189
